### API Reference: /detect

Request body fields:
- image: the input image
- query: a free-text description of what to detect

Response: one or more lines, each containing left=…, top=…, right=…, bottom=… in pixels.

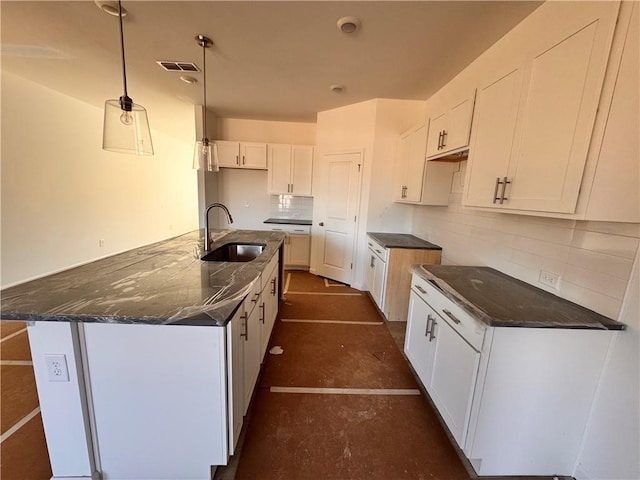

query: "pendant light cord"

left=202, top=38, right=208, bottom=142
left=118, top=0, right=129, bottom=99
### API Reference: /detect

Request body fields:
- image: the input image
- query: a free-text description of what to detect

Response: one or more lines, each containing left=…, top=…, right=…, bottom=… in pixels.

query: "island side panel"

left=27, top=321, right=97, bottom=479
left=82, top=323, right=228, bottom=480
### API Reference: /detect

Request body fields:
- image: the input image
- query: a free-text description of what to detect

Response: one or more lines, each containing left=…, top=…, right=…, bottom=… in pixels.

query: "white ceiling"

left=1, top=1, right=541, bottom=134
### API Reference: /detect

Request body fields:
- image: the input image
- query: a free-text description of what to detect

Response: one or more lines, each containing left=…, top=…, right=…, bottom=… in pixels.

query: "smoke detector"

left=337, top=16, right=361, bottom=34
left=180, top=76, right=198, bottom=84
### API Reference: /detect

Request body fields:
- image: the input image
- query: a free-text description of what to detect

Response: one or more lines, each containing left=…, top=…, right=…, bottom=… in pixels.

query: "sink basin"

left=201, top=243, right=266, bottom=262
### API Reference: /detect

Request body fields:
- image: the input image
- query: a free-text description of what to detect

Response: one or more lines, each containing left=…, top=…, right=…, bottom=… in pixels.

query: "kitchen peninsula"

left=0, top=229, right=285, bottom=480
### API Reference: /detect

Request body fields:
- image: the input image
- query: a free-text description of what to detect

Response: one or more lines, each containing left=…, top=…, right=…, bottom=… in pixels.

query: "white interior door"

left=316, top=151, right=362, bottom=284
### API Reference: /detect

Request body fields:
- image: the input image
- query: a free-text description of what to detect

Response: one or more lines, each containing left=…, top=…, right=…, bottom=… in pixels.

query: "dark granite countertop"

left=0, top=229, right=285, bottom=327
left=264, top=218, right=312, bottom=226
left=412, top=265, right=625, bottom=330
left=368, top=232, right=442, bottom=250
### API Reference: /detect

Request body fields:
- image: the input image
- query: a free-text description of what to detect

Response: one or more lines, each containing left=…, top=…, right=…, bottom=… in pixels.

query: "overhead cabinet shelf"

left=394, top=123, right=458, bottom=206
left=215, top=141, right=268, bottom=169
left=267, top=144, right=314, bottom=196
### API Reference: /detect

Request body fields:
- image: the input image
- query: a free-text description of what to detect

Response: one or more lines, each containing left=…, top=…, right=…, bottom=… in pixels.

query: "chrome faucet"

left=204, top=203, right=234, bottom=251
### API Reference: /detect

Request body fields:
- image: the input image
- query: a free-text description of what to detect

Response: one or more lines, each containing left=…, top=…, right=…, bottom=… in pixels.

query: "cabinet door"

left=215, top=140, right=240, bottom=168
left=371, top=255, right=386, bottom=310
left=425, top=111, right=447, bottom=158
left=463, top=67, right=524, bottom=208
left=291, top=146, right=313, bottom=195
left=394, top=129, right=412, bottom=201
left=240, top=142, right=267, bottom=169
left=365, top=248, right=376, bottom=293
left=428, top=315, right=480, bottom=448
left=286, top=234, right=310, bottom=267
left=242, top=303, right=261, bottom=414
left=442, top=92, right=476, bottom=153
left=405, top=123, right=428, bottom=202
left=404, top=292, right=437, bottom=386
left=268, top=144, right=292, bottom=194
left=506, top=3, right=619, bottom=213
left=226, top=308, right=244, bottom=454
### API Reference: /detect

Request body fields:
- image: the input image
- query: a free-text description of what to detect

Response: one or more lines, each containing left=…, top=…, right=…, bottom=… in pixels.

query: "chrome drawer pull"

left=259, top=303, right=265, bottom=323
left=251, top=292, right=260, bottom=303
left=240, top=313, right=248, bottom=340
left=425, top=314, right=432, bottom=337
left=414, top=285, right=427, bottom=294
left=442, top=309, right=461, bottom=325
left=375, top=249, right=382, bottom=254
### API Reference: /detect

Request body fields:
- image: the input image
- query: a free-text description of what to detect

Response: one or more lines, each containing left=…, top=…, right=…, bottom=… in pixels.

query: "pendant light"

left=193, top=34, right=218, bottom=172
left=102, top=0, right=153, bottom=155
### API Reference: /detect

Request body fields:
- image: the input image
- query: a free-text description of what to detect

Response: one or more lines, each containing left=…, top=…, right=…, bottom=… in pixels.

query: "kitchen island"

left=0, top=229, right=285, bottom=480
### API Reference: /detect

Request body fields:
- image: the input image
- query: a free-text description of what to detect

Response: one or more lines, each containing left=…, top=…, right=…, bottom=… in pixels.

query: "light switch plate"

left=539, top=270, right=560, bottom=289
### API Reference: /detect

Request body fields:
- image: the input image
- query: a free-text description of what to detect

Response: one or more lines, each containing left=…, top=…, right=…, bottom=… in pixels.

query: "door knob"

left=319, top=222, right=324, bottom=226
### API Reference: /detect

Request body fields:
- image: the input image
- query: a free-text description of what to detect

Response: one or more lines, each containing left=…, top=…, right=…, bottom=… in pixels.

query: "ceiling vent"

left=156, top=61, right=200, bottom=72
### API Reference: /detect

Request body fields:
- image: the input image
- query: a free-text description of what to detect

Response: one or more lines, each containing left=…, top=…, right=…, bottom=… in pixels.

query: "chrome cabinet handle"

left=242, top=155, right=246, bottom=165
left=437, top=131, right=443, bottom=150
left=442, top=309, right=461, bottom=325
left=251, top=292, right=260, bottom=303
left=236, top=155, right=240, bottom=165
left=240, top=313, right=248, bottom=340
left=375, top=249, right=382, bottom=255
left=493, top=177, right=502, bottom=204
left=441, top=130, right=448, bottom=148
left=425, top=314, right=432, bottom=337
left=290, top=183, right=294, bottom=193
left=270, top=278, right=276, bottom=295
left=294, top=229, right=305, bottom=232
left=368, top=242, right=373, bottom=247
left=414, top=285, right=427, bottom=294
left=428, top=315, right=437, bottom=341
left=319, top=222, right=324, bottom=227
left=500, top=176, right=511, bottom=204
left=370, top=255, right=375, bottom=268
left=259, top=303, right=265, bottom=323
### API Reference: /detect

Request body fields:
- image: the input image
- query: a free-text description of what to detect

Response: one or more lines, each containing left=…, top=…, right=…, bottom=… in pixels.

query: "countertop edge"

left=411, top=264, right=625, bottom=331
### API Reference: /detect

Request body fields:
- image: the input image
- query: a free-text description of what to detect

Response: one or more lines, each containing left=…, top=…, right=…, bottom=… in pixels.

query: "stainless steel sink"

left=201, top=243, right=266, bottom=262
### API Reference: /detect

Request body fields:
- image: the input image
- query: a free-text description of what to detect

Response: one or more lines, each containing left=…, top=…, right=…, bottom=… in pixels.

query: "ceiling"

left=1, top=1, right=541, bottom=135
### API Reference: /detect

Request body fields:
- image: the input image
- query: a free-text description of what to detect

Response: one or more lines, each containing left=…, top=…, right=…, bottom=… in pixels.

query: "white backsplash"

left=412, top=162, right=639, bottom=320
left=269, top=195, right=313, bottom=220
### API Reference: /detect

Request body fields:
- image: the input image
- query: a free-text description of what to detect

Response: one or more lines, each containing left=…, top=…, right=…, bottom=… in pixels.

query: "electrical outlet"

left=99, top=239, right=105, bottom=248
left=539, top=270, right=560, bottom=289
left=44, top=354, right=69, bottom=382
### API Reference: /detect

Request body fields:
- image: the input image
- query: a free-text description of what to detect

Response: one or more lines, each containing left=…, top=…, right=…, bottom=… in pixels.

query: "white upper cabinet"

left=425, top=89, right=476, bottom=159
left=463, top=1, right=621, bottom=214
left=214, top=141, right=267, bottom=170
left=394, top=123, right=457, bottom=205
left=268, top=144, right=313, bottom=195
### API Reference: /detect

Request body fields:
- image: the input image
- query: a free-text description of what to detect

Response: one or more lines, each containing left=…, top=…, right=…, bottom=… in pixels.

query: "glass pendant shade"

left=103, top=99, right=154, bottom=155
left=193, top=140, right=219, bottom=172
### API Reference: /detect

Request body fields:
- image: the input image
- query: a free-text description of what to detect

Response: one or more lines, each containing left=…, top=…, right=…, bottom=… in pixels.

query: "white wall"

left=575, top=253, right=639, bottom=480
left=1, top=71, right=199, bottom=288
left=312, top=99, right=425, bottom=288
left=216, top=118, right=316, bottom=145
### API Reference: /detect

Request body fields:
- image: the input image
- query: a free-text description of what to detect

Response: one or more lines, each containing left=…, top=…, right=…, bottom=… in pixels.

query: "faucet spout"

left=204, top=203, right=234, bottom=251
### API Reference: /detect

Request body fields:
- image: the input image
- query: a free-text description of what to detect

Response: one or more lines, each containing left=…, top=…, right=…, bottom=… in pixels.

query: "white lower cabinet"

left=268, top=225, right=310, bottom=269
left=226, top=307, right=245, bottom=454
left=405, top=272, right=615, bottom=477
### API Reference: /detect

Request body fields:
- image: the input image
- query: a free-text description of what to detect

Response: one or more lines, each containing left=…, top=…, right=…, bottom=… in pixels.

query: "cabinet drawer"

left=268, top=225, right=311, bottom=234
left=411, top=273, right=485, bottom=351
left=367, top=237, right=388, bottom=263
